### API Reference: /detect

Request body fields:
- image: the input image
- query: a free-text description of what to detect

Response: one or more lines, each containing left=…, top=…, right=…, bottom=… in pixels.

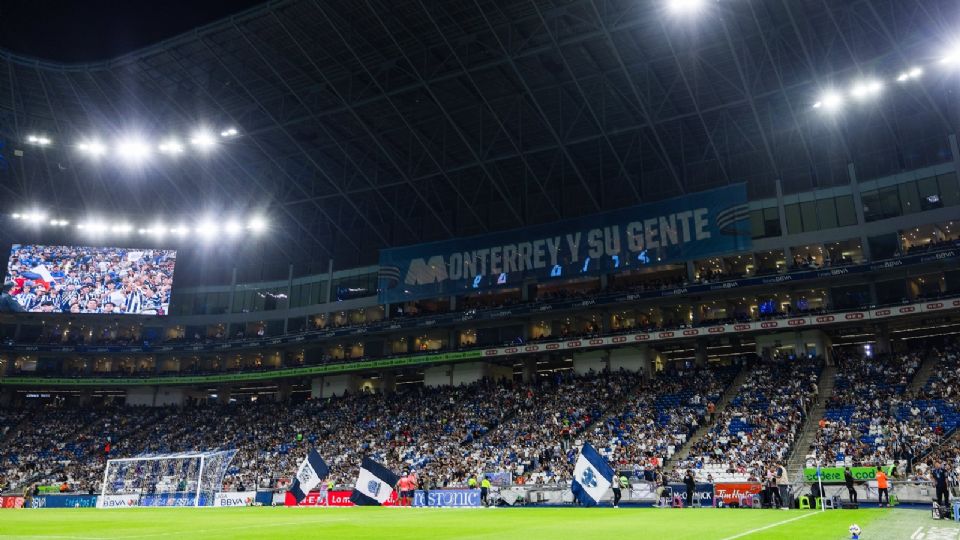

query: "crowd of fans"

left=810, top=343, right=959, bottom=476
left=5, top=245, right=175, bottom=315
left=810, top=350, right=921, bottom=468
left=680, top=358, right=821, bottom=482
left=0, top=371, right=649, bottom=494
left=3, top=341, right=959, bottom=497
left=588, top=365, right=739, bottom=472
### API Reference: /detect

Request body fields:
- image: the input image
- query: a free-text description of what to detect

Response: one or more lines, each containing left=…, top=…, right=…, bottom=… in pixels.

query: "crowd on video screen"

left=4, top=244, right=176, bottom=315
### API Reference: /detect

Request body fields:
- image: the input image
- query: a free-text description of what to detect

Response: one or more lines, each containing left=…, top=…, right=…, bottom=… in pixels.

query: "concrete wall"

left=756, top=330, right=832, bottom=360
left=125, top=387, right=184, bottom=407
left=425, top=362, right=513, bottom=387
left=609, top=346, right=651, bottom=375
left=572, top=350, right=608, bottom=375
left=312, top=374, right=359, bottom=398
left=452, top=362, right=487, bottom=386
left=424, top=365, right=453, bottom=387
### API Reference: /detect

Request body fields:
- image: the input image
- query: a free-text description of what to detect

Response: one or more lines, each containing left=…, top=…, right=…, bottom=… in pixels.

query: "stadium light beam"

left=115, top=138, right=152, bottom=162
left=158, top=139, right=185, bottom=155
left=27, top=135, right=52, bottom=146
left=849, top=79, right=883, bottom=100
left=939, top=45, right=960, bottom=65
left=195, top=219, right=220, bottom=240
left=815, top=91, right=844, bottom=112
left=111, top=223, right=133, bottom=234
left=247, top=216, right=267, bottom=233
left=78, top=140, right=107, bottom=156
left=667, top=0, right=705, bottom=15
left=224, top=220, right=244, bottom=236
left=190, top=131, right=217, bottom=150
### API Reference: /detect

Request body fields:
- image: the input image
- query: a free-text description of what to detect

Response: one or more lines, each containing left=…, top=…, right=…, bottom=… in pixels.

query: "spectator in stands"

left=0, top=282, right=25, bottom=312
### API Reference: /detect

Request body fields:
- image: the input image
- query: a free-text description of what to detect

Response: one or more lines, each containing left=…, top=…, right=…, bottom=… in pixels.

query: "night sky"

left=0, top=0, right=264, bottom=62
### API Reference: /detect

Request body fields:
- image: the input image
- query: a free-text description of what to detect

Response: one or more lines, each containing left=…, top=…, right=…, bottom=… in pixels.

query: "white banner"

left=213, top=491, right=256, bottom=507
left=97, top=494, right=140, bottom=509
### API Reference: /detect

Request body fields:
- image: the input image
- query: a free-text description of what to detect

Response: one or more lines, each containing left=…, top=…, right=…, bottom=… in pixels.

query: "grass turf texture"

left=0, top=507, right=953, bottom=540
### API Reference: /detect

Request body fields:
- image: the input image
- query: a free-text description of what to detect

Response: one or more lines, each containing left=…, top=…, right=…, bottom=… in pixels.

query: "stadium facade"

left=0, top=159, right=957, bottom=403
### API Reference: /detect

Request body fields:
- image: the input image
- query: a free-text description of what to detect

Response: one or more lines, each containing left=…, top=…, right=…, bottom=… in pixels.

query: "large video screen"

left=4, top=244, right=176, bottom=315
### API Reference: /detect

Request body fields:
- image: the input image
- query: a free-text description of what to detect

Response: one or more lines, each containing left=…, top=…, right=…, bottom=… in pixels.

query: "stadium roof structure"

left=0, top=0, right=957, bottom=268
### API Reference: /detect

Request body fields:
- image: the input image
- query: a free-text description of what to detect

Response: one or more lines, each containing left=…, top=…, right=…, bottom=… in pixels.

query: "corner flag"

left=289, top=449, right=330, bottom=504
left=571, top=442, right=615, bottom=507
left=350, top=457, right=399, bottom=506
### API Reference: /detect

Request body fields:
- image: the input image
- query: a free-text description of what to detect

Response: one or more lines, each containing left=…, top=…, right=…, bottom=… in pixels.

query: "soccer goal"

left=98, top=450, right=237, bottom=508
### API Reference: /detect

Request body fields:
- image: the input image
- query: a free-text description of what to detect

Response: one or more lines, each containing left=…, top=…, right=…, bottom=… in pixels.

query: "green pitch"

left=0, top=507, right=953, bottom=540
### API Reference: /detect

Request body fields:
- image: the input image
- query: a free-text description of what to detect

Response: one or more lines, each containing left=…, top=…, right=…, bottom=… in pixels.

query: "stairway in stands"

left=666, top=364, right=751, bottom=469
left=785, top=364, right=837, bottom=477
left=906, top=351, right=941, bottom=395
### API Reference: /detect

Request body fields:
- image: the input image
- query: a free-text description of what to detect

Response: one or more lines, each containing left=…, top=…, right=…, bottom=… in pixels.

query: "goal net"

left=98, top=450, right=237, bottom=508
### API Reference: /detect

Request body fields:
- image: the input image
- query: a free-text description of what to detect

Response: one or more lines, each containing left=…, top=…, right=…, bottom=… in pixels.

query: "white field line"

left=717, top=511, right=819, bottom=540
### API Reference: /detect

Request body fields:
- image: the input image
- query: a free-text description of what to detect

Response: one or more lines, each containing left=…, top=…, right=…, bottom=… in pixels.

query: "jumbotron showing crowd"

left=4, top=245, right=176, bottom=315
left=1, top=340, right=956, bottom=507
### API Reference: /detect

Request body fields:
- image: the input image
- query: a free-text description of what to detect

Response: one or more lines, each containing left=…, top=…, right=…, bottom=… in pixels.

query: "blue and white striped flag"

left=350, top=457, right=399, bottom=506
left=571, top=442, right=615, bottom=507
left=289, top=449, right=330, bottom=504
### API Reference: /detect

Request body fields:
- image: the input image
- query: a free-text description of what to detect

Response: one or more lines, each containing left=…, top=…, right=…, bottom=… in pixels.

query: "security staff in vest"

left=931, top=461, right=950, bottom=508
left=844, top=466, right=858, bottom=503
left=480, top=475, right=492, bottom=506
left=611, top=474, right=627, bottom=508
left=467, top=475, right=478, bottom=489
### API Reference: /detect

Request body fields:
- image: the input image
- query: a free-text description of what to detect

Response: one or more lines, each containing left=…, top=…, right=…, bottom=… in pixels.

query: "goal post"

left=98, top=450, right=237, bottom=508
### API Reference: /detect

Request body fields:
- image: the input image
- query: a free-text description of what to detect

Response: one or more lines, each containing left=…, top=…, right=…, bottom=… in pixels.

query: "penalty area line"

left=718, top=511, right=819, bottom=540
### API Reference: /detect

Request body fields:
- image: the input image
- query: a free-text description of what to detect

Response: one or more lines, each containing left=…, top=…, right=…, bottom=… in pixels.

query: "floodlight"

left=158, top=139, right=185, bottom=154
left=190, top=131, right=217, bottom=149
left=850, top=79, right=882, bottom=100
left=24, top=211, right=47, bottom=223
left=940, top=47, right=960, bottom=65
left=111, top=223, right=133, bottom=234
left=815, top=91, right=844, bottom=112
left=11, top=213, right=20, bottom=219
left=27, top=135, right=51, bottom=146
left=196, top=219, right=220, bottom=239
left=78, top=140, right=107, bottom=156
left=150, top=223, right=167, bottom=237
left=224, top=220, right=244, bottom=236
left=116, top=139, right=152, bottom=161
left=220, top=128, right=239, bottom=138
left=908, top=67, right=923, bottom=78
left=247, top=216, right=267, bottom=233
left=667, top=0, right=705, bottom=14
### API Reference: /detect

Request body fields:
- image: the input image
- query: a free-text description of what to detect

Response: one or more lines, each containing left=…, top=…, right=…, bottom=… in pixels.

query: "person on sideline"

left=844, top=466, right=858, bottom=503
left=875, top=467, right=890, bottom=507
